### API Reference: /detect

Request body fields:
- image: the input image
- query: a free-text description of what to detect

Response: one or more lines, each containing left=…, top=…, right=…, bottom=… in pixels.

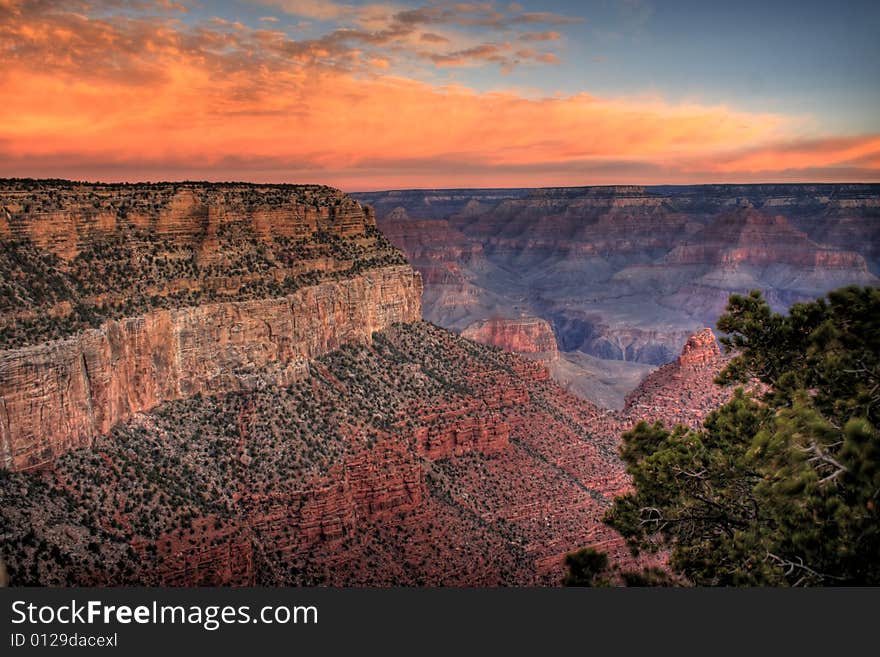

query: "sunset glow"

left=2, top=0, right=878, bottom=189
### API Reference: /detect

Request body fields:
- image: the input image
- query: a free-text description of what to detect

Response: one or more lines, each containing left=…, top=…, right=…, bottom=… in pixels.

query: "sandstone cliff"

left=0, top=180, right=421, bottom=471
left=0, top=181, right=374, bottom=259
left=0, top=265, right=421, bottom=470
left=461, top=316, right=558, bottom=360
left=0, top=180, right=407, bottom=349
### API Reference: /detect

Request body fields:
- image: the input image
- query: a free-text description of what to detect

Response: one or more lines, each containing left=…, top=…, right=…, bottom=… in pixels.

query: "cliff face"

left=0, top=183, right=374, bottom=259
left=0, top=265, right=421, bottom=470
left=461, top=316, right=558, bottom=360
left=0, top=180, right=407, bottom=350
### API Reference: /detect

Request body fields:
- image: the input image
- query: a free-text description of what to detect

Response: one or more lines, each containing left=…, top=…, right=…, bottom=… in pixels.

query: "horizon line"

left=3, top=177, right=880, bottom=194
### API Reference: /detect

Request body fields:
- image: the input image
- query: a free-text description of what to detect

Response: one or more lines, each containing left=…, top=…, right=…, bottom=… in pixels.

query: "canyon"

left=0, top=320, right=727, bottom=586
left=356, top=184, right=879, bottom=406
left=0, top=266, right=420, bottom=471
left=0, top=179, right=849, bottom=586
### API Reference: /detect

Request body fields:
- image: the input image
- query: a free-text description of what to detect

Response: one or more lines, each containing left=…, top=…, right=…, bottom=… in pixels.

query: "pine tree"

left=603, top=286, right=879, bottom=586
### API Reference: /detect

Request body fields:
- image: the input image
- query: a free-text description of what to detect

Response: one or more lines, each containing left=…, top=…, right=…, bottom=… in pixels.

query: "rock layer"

left=0, top=182, right=374, bottom=259
left=0, top=265, right=421, bottom=471
left=358, top=184, right=879, bottom=405
left=461, top=316, right=558, bottom=359
left=623, top=328, right=732, bottom=429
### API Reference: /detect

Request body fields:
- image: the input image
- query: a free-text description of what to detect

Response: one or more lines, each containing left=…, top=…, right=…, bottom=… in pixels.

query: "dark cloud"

left=425, top=42, right=510, bottom=67
left=419, top=31, right=450, bottom=43
left=389, top=2, right=580, bottom=29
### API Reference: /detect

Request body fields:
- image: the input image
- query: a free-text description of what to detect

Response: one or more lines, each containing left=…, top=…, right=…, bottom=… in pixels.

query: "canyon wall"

left=461, top=316, right=558, bottom=359
left=0, top=182, right=375, bottom=258
left=0, top=265, right=421, bottom=471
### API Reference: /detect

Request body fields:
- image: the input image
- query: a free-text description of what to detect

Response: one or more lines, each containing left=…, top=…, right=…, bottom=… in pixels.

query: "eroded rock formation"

left=677, top=328, right=720, bottom=366
left=623, top=327, right=731, bottom=430
left=461, top=316, right=558, bottom=360
left=0, top=265, right=421, bottom=470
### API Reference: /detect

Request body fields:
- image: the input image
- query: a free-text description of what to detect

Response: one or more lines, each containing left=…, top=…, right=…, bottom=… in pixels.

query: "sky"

left=1, top=0, right=878, bottom=190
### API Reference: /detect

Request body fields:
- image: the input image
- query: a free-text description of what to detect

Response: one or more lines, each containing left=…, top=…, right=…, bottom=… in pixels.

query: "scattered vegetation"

left=0, top=323, right=571, bottom=585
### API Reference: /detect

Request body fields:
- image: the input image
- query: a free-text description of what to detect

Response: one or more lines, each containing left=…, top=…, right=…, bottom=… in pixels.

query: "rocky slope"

left=0, top=322, right=728, bottom=586
left=622, top=328, right=732, bottom=430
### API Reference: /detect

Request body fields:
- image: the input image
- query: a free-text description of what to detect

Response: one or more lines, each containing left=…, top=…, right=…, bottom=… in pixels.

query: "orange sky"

left=1, top=0, right=878, bottom=189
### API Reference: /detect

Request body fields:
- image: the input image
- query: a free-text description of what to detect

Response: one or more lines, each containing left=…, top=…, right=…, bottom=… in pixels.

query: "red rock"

left=0, top=266, right=421, bottom=471
left=461, top=316, right=559, bottom=360
left=623, top=328, right=730, bottom=430
left=677, top=328, right=720, bottom=366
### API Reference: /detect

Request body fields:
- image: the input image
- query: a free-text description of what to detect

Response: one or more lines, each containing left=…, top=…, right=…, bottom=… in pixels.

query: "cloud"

left=419, top=31, right=449, bottom=43
left=0, top=1, right=876, bottom=189
left=510, top=12, right=584, bottom=25
left=388, top=2, right=581, bottom=29
left=260, top=0, right=582, bottom=31
left=244, top=1, right=573, bottom=72
left=692, top=135, right=880, bottom=173
left=518, top=31, right=561, bottom=41
left=256, top=0, right=363, bottom=22
left=425, top=42, right=508, bottom=66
